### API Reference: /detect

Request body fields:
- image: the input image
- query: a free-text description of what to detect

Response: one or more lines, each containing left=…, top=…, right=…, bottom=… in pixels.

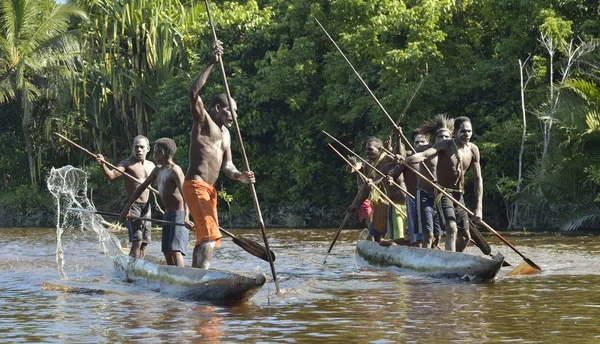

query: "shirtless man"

left=96, top=136, right=155, bottom=259
left=183, top=41, right=255, bottom=269
left=387, top=130, right=430, bottom=247
left=415, top=115, right=453, bottom=249
left=348, top=137, right=402, bottom=242
left=121, top=138, right=194, bottom=266
left=404, top=116, right=483, bottom=252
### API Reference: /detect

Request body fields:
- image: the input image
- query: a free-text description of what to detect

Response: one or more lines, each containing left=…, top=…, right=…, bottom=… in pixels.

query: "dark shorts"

left=436, top=190, right=469, bottom=234
left=161, top=211, right=189, bottom=255
left=127, top=202, right=151, bottom=244
left=416, top=189, right=442, bottom=237
left=406, top=196, right=421, bottom=243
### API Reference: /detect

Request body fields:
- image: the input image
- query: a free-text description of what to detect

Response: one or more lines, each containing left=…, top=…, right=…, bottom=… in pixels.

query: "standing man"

left=96, top=135, right=155, bottom=259
left=404, top=116, right=483, bottom=252
left=183, top=41, right=255, bottom=269
left=121, top=138, right=194, bottom=267
left=348, top=137, right=400, bottom=243
left=415, top=115, right=453, bottom=249
left=387, top=129, right=430, bottom=247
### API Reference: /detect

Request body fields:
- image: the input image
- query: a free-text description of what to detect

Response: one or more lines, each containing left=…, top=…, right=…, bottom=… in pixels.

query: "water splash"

left=47, top=165, right=123, bottom=279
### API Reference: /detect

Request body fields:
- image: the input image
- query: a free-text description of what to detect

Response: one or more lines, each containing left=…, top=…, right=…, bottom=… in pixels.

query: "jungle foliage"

left=1, top=0, right=599, bottom=230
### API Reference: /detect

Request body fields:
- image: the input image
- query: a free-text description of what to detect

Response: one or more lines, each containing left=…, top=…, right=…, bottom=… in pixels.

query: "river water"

left=1, top=226, right=599, bottom=343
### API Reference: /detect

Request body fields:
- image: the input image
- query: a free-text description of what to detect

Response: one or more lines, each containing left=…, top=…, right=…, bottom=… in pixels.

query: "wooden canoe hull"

left=113, top=254, right=266, bottom=303
left=356, top=240, right=504, bottom=282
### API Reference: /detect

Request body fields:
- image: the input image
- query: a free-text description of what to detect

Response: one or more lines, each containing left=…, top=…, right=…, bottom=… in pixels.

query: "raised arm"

left=189, top=41, right=223, bottom=123
left=121, top=167, right=158, bottom=219
left=470, top=144, right=483, bottom=220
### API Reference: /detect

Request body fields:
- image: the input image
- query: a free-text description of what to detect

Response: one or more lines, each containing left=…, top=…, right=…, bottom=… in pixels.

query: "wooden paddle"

left=67, top=207, right=275, bottom=262
left=326, top=132, right=503, bottom=258
left=56, top=132, right=276, bottom=265
left=469, top=220, right=510, bottom=266
left=374, top=147, right=542, bottom=274
left=204, top=0, right=279, bottom=293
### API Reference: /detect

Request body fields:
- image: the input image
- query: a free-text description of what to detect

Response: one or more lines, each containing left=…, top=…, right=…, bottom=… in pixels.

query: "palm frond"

left=563, top=78, right=600, bottom=108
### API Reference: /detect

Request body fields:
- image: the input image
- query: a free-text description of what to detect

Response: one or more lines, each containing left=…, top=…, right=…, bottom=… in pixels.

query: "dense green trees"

left=0, top=0, right=86, bottom=184
left=0, top=0, right=598, bottom=229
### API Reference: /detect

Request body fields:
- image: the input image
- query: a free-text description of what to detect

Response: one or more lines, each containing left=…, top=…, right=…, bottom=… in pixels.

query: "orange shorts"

left=183, top=179, right=222, bottom=247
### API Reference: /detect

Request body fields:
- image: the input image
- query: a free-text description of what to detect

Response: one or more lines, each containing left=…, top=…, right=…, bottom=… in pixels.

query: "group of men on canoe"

left=347, top=114, right=483, bottom=253
left=95, top=41, right=254, bottom=268
left=92, top=36, right=484, bottom=271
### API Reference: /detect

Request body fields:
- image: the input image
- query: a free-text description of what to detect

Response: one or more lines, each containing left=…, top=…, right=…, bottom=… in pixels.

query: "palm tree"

left=520, top=74, right=600, bottom=231
left=0, top=0, right=87, bottom=184
left=73, top=0, right=189, bottom=157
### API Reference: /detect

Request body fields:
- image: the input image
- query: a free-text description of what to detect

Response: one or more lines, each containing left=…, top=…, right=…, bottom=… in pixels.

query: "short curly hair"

left=154, top=138, right=177, bottom=157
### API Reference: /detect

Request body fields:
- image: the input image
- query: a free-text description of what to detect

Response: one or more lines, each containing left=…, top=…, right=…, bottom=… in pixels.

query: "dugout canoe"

left=356, top=240, right=504, bottom=282
left=113, top=254, right=266, bottom=303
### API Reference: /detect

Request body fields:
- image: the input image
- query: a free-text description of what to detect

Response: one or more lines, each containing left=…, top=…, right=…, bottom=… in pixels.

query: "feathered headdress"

left=419, top=114, right=454, bottom=138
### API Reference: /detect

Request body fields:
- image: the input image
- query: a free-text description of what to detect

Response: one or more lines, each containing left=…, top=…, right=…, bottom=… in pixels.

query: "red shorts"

left=359, top=199, right=373, bottom=222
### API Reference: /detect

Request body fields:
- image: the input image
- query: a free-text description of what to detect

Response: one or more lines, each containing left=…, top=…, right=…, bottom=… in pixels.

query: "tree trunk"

left=22, top=120, right=36, bottom=185
left=514, top=59, right=529, bottom=228
left=136, top=101, right=145, bottom=135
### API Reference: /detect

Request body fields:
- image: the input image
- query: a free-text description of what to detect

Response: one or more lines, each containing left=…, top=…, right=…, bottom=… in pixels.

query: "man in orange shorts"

left=184, top=41, right=255, bottom=269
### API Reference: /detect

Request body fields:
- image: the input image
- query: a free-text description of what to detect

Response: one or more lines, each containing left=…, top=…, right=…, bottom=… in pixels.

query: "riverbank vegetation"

left=1, top=0, right=598, bottom=230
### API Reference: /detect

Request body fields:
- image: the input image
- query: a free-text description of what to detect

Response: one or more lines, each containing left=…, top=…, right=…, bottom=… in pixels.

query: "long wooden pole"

left=328, top=144, right=406, bottom=218
left=327, top=133, right=503, bottom=259
left=55, top=133, right=274, bottom=263
left=376, top=146, right=542, bottom=272
left=54, top=133, right=160, bottom=195
left=323, top=131, right=413, bottom=199
left=323, top=149, right=391, bottom=263
left=322, top=211, right=352, bottom=264
left=68, top=207, right=276, bottom=262
left=314, top=18, right=436, bottom=183
left=204, top=0, right=279, bottom=293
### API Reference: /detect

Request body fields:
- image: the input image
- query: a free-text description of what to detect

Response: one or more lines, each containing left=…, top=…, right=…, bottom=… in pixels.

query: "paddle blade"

left=232, top=236, right=276, bottom=262
left=469, top=221, right=491, bottom=255
left=506, top=260, right=543, bottom=276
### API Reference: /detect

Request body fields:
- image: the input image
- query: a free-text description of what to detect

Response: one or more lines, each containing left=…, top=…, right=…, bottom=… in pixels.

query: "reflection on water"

left=1, top=227, right=600, bottom=342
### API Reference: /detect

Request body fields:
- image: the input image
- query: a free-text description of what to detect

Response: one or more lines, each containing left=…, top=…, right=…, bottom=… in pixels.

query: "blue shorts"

left=406, top=196, right=421, bottom=243
left=161, top=211, right=189, bottom=255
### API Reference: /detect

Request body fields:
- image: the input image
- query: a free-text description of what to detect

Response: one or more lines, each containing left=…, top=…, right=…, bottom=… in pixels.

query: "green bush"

left=0, top=184, right=55, bottom=227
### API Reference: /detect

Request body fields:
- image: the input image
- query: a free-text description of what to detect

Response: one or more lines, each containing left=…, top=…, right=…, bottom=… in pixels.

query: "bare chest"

left=126, top=161, right=152, bottom=179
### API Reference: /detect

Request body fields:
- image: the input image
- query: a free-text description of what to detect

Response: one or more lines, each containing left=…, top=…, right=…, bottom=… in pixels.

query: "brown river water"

left=1, top=226, right=599, bottom=343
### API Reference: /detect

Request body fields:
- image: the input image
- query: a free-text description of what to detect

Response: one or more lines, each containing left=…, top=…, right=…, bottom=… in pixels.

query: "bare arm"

left=386, top=162, right=406, bottom=179
left=174, top=165, right=194, bottom=229
left=96, top=154, right=126, bottom=180
left=121, top=167, right=158, bottom=219
left=189, top=42, right=222, bottom=123
left=470, top=144, right=483, bottom=220
left=221, top=145, right=255, bottom=184
left=404, top=141, right=446, bottom=164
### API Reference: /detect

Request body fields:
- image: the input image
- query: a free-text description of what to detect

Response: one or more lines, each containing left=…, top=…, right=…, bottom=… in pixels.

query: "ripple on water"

left=2, top=227, right=600, bottom=342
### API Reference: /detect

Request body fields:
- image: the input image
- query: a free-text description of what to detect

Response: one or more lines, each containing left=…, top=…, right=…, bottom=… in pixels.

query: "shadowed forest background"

left=0, top=0, right=599, bottom=231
